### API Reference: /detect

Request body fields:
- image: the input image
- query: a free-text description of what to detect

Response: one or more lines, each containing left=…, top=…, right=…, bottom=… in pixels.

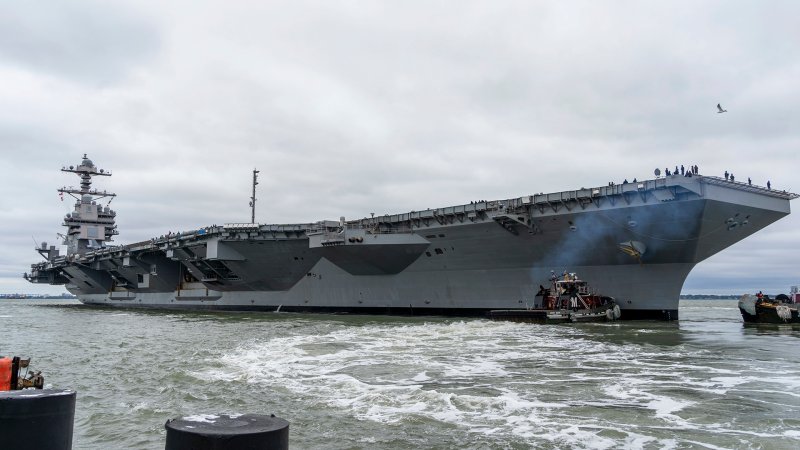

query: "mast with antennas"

left=57, top=154, right=118, bottom=255
left=249, top=169, right=259, bottom=224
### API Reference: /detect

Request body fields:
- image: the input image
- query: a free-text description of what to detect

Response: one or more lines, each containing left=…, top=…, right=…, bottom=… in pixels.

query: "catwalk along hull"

left=28, top=163, right=796, bottom=320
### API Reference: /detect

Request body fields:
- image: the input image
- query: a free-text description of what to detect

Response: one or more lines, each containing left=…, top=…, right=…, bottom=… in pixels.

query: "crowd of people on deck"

left=664, top=164, right=700, bottom=177
left=612, top=165, right=776, bottom=192
left=724, top=170, right=772, bottom=189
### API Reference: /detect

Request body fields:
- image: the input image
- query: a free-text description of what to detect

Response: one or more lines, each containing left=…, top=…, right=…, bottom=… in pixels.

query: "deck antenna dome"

left=250, top=168, right=259, bottom=224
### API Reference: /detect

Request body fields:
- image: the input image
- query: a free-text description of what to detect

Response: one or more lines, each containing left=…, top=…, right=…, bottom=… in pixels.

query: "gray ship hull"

left=30, top=173, right=796, bottom=320
left=75, top=262, right=692, bottom=320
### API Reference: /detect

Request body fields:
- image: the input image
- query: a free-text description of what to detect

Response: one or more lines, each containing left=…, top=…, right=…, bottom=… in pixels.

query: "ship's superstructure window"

left=434, top=248, right=444, bottom=255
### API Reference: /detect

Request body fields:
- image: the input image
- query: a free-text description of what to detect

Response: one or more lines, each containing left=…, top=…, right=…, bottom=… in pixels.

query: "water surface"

left=1, top=299, right=798, bottom=449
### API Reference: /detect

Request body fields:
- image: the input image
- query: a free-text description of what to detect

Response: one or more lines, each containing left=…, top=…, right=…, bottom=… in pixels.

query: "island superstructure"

left=27, top=156, right=797, bottom=320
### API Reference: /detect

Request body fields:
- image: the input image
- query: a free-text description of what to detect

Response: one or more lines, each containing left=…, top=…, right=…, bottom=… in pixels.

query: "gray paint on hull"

left=52, top=176, right=794, bottom=320
left=76, top=260, right=691, bottom=316
left=68, top=196, right=785, bottom=316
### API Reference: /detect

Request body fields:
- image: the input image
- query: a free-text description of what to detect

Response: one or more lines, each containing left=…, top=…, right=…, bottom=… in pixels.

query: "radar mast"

left=58, top=154, right=118, bottom=255
left=249, top=168, right=259, bottom=224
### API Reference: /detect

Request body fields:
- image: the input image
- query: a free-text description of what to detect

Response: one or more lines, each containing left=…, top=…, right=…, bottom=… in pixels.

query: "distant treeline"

left=680, top=294, right=755, bottom=300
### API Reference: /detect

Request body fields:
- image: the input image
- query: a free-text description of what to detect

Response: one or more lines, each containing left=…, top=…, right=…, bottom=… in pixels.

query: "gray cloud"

left=3, top=1, right=800, bottom=295
left=0, top=1, right=160, bottom=85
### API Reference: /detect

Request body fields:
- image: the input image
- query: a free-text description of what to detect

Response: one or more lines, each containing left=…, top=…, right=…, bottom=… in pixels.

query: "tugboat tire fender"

left=776, top=305, right=792, bottom=321
left=605, top=304, right=621, bottom=320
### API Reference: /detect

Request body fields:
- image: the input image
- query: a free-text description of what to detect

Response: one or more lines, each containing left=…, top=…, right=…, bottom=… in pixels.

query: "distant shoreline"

left=680, top=295, right=749, bottom=300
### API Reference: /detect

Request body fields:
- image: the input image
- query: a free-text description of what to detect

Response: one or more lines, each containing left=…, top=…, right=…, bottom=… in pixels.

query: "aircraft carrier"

left=26, top=155, right=797, bottom=320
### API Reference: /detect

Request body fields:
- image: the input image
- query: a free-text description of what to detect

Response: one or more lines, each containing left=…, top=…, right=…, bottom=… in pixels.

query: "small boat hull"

left=739, top=294, right=800, bottom=324
left=488, top=304, right=620, bottom=324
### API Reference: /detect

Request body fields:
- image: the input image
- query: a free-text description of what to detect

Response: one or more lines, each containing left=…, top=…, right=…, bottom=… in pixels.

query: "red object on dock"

left=0, top=357, right=12, bottom=391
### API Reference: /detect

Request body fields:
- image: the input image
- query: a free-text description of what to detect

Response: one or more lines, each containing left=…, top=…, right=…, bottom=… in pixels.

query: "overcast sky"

left=2, top=1, right=799, bottom=295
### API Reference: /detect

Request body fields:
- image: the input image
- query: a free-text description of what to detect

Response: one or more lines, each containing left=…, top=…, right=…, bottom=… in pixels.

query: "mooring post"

left=165, top=413, right=289, bottom=450
left=0, top=388, right=76, bottom=450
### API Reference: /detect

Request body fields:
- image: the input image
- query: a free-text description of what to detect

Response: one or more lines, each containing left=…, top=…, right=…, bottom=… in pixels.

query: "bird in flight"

left=717, top=103, right=727, bottom=113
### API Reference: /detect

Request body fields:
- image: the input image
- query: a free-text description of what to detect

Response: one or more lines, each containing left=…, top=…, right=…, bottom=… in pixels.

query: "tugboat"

left=739, top=290, right=800, bottom=324
left=488, top=272, right=621, bottom=323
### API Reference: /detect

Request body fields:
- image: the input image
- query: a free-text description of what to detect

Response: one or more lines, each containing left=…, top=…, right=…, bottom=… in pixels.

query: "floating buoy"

left=165, top=413, right=289, bottom=450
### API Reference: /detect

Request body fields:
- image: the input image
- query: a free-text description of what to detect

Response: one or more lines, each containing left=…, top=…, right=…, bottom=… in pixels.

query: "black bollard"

left=0, top=388, right=76, bottom=450
left=165, top=413, right=289, bottom=450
